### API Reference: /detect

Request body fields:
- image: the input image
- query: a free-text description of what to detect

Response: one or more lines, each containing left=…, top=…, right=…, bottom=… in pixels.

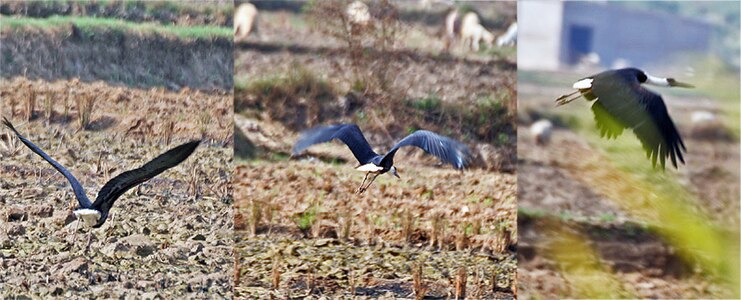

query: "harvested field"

left=0, top=77, right=233, bottom=298
left=233, top=1, right=517, bottom=298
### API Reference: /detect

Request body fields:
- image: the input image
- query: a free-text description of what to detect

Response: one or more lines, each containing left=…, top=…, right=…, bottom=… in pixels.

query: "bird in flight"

left=292, top=124, right=471, bottom=193
left=3, top=117, right=200, bottom=228
left=555, top=68, right=693, bottom=169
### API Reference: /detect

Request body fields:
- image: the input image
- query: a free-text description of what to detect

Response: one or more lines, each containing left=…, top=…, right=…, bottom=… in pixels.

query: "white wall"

left=518, top=1, right=564, bottom=71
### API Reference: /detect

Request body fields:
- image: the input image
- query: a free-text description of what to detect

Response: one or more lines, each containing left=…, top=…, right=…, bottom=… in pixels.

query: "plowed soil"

left=0, top=78, right=233, bottom=298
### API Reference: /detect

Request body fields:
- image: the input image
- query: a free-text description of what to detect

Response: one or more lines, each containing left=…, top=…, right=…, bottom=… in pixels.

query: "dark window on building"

left=568, top=25, right=593, bottom=64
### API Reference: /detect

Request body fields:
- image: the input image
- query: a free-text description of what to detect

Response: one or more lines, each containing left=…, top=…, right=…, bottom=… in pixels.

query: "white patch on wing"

left=355, top=163, right=383, bottom=172
left=73, top=209, right=101, bottom=227
left=572, top=78, right=593, bottom=89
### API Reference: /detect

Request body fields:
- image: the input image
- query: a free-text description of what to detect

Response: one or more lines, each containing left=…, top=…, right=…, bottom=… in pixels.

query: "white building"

left=518, top=1, right=712, bottom=71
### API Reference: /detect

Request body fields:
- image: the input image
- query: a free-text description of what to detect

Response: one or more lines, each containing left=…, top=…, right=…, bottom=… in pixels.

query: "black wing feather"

left=91, top=140, right=200, bottom=216
left=292, top=124, right=378, bottom=164
left=3, top=117, right=93, bottom=208
left=590, top=74, right=686, bottom=169
left=382, top=130, right=471, bottom=169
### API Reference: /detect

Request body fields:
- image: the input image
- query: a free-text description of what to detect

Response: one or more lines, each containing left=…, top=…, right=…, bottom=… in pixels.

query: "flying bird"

left=2, top=117, right=200, bottom=228
left=555, top=68, right=693, bottom=169
left=292, top=124, right=471, bottom=193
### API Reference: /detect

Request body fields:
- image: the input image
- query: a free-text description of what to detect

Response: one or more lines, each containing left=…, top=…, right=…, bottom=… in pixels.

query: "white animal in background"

left=689, top=110, right=728, bottom=140
left=530, top=119, right=553, bottom=146
left=346, top=1, right=371, bottom=26
left=496, top=22, right=517, bottom=47
left=234, top=2, right=258, bottom=41
left=691, top=110, right=716, bottom=125
left=443, top=8, right=460, bottom=51
left=460, top=12, right=494, bottom=51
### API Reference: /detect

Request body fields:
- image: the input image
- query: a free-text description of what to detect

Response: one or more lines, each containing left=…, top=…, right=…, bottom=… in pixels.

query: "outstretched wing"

left=591, top=76, right=686, bottom=169
left=91, top=140, right=200, bottom=213
left=383, top=130, right=471, bottom=169
left=292, top=124, right=378, bottom=164
left=3, top=117, right=93, bottom=208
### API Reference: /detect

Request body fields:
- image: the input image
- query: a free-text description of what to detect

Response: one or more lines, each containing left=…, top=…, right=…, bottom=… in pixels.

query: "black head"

left=635, top=70, right=648, bottom=83
left=614, top=68, right=648, bottom=83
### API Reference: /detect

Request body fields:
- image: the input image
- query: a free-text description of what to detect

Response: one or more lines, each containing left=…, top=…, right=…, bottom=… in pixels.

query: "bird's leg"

left=555, top=90, right=581, bottom=106
left=85, top=230, right=93, bottom=253
left=367, top=173, right=379, bottom=190
left=106, top=212, right=115, bottom=238
left=357, top=173, right=370, bottom=194
left=72, top=219, right=80, bottom=250
left=359, top=173, right=380, bottom=194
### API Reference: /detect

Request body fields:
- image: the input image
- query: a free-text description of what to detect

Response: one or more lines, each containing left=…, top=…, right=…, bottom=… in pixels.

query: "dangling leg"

left=86, top=230, right=93, bottom=253
left=555, top=90, right=582, bottom=106
left=357, top=173, right=370, bottom=194
left=359, top=174, right=380, bottom=194
left=72, top=218, right=80, bottom=250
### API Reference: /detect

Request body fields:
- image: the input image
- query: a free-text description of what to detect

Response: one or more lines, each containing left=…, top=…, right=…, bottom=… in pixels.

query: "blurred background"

left=232, top=0, right=516, bottom=298
left=0, top=1, right=233, bottom=297
left=517, top=1, right=740, bottom=298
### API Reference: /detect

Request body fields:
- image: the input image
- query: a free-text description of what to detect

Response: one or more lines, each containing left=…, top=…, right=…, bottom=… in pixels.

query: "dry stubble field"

left=1, top=78, right=233, bottom=297
left=234, top=2, right=517, bottom=298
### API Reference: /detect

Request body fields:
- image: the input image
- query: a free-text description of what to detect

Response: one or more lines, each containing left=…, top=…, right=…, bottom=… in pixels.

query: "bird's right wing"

left=91, top=140, right=200, bottom=212
left=2, top=117, right=93, bottom=207
left=292, top=124, right=378, bottom=164
left=385, top=130, right=471, bottom=169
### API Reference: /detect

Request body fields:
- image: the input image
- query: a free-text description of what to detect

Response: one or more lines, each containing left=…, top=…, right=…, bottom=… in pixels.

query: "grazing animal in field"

left=3, top=117, right=200, bottom=228
left=443, top=8, right=461, bottom=51
left=690, top=111, right=727, bottom=140
left=530, top=119, right=553, bottom=146
left=234, top=2, right=258, bottom=41
left=496, top=22, right=517, bottom=47
left=460, top=12, right=494, bottom=51
left=292, top=124, right=471, bottom=193
left=556, top=68, right=693, bottom=169
left=691, top=111, right=716, bottom=125
left=346, top=1, right=371, bottom=27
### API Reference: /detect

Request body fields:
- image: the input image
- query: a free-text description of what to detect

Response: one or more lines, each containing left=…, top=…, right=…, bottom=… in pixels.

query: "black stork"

left=2, top=117, right=200, bottom=228
left=292, top=124, right=471, bottom=193
left=555, top=68, right=693, bottom=169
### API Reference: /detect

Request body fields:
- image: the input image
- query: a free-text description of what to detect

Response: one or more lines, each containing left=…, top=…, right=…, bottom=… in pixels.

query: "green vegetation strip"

left=1, top=16, right=232, bottom=39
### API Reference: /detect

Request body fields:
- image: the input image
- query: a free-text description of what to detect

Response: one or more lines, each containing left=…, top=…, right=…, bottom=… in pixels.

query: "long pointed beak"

left=668, top=79, right=694, bottom=88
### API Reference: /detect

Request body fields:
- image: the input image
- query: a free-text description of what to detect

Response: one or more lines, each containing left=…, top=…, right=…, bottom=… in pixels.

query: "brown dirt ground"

left=517, top=77, right=740, bottom=298
left=0, top=78, right=233, bottom=298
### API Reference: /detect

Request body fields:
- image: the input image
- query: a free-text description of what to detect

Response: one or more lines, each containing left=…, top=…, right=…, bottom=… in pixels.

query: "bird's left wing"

left=633, top=88, right=686, bottom=169
left=2, top=117, right=93, bottom=208
left=292, top=124, right=378, bottom=164
left=91, top=140, right=200, bottom=212
left=384, top=130, right=471, bottom=169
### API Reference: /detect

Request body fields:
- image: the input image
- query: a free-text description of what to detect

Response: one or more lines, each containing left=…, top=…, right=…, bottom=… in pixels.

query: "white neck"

left=645, top=74, right=670, bottom=87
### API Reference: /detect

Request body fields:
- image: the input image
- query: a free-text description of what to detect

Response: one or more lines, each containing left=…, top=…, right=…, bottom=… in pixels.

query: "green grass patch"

left=405, top=91, right=514, bottom=144
left=518, top=207, right=546, bottom=219
left=482, top=45, right=516, bottom=61
left=1, top=16, right=232, bottom=40
left=235, top=66, right=337, bottom=113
